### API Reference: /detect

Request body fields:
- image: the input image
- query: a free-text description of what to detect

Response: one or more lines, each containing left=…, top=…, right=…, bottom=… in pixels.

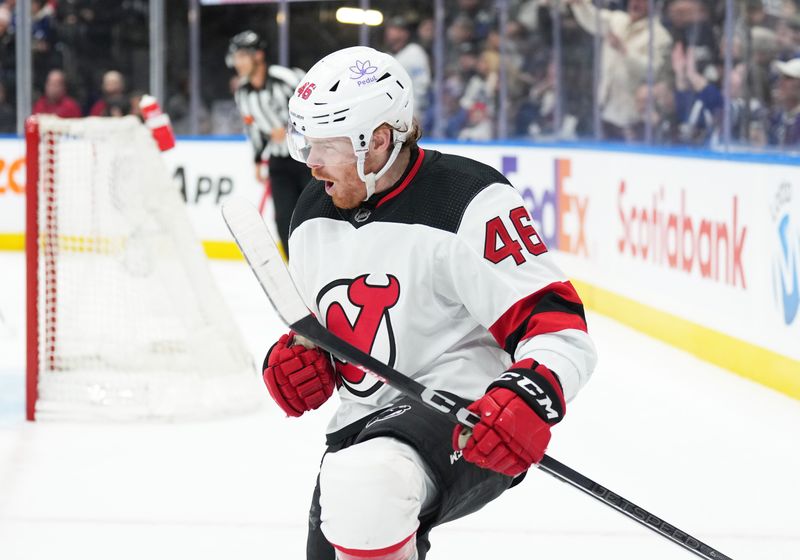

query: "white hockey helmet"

left=287, top=46, right=414, bottom=199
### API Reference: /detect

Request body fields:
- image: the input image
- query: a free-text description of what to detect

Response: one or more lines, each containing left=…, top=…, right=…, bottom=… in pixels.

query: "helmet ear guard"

left=356, top=126, right=408, bottom=199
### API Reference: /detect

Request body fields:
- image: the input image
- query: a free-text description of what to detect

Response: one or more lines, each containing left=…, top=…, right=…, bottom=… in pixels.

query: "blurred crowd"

left=0, top=0, right=153, bottom=131
left=3, top=0, right=799, bottom=150
left=408, top=0, right=800, bottom=148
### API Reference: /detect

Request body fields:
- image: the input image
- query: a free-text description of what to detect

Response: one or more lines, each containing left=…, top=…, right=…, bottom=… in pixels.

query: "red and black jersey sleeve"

left=489, top=280, right=587, bottom=355
left=447, top=182, right=596, bottom=400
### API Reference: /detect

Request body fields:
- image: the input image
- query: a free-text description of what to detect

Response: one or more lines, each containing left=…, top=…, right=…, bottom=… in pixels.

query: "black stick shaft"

left=291, top=315, right=733, bottom=560
left=293, top=315, right=481, bottom=427
left=538, top=456, right=734, bottom=560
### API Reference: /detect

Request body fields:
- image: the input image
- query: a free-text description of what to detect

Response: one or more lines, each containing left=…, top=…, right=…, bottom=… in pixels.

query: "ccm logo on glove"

left=492, top=369, right=563, bottom=422
left=453, top=359, right=565, bottom=477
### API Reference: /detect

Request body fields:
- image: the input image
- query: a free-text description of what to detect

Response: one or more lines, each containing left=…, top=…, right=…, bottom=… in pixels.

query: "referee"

left=227, top=30, right=311, bottom=258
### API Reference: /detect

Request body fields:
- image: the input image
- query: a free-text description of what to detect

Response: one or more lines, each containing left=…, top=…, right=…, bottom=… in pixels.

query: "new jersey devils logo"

left=316, top=274, right=401, bottom=397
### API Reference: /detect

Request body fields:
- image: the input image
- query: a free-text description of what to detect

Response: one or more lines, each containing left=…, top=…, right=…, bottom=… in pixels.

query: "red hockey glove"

left=263, top=332, right=335, bottom=417
left=452, top=359, right=566, bottom=477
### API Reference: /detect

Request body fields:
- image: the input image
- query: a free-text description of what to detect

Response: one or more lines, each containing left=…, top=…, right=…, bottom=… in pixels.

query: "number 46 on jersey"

left=484, top=205, right=548, bottom=265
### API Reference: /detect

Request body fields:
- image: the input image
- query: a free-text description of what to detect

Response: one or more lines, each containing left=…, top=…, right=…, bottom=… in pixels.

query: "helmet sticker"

left=350, top=60, right=379, bottom=86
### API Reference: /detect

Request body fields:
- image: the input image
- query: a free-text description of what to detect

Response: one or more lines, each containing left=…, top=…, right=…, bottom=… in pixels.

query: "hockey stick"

left=222, top=198, right=733, bottom=560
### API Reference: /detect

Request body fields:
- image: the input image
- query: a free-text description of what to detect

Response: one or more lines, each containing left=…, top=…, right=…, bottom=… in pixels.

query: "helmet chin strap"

left=357, top=132, right=406, bottom=201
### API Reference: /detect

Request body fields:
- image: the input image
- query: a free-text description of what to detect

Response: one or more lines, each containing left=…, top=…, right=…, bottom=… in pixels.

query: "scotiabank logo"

left=770, top=183, right=799, bottom=326
left=503, top=156, right=588, bottom=256
left=617, top=182, right=747, bottom=288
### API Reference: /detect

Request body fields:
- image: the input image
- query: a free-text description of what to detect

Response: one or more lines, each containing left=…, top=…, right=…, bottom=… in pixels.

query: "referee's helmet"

left=226, top=30, right=267, bottom=68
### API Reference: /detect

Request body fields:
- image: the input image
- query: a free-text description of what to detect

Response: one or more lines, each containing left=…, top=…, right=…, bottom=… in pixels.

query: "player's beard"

left=312, top=167, right=365, bottom=210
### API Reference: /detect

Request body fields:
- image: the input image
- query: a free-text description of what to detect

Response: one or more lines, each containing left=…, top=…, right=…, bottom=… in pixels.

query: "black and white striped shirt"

left=234, top=65, right=303, bottom=161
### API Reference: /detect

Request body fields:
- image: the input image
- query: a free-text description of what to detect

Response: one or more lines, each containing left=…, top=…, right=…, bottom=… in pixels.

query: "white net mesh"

left=32, top=116, right=261, bottom=420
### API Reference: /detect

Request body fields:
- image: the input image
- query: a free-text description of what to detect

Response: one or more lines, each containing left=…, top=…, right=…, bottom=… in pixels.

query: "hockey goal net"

left=25, top=115, right=260, bottom=420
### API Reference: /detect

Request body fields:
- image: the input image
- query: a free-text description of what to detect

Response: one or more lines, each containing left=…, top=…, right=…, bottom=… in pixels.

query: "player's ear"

left=370, top=126, right=392, bottom=154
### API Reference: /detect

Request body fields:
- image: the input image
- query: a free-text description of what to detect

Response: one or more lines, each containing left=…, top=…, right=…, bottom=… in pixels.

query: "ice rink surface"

left=1, top=251, right=798, bottom=559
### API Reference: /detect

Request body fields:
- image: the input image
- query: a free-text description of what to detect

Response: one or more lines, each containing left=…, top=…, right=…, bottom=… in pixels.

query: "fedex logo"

left=502, top=156, right=588, bottom=256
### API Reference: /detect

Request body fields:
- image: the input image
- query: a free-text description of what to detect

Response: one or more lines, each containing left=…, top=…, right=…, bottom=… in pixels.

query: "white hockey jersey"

left=288, top=148, right=597, bottom=441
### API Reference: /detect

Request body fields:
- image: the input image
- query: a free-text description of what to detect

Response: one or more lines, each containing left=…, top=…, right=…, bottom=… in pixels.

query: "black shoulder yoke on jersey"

left=289, top=149, right=510, bottom=236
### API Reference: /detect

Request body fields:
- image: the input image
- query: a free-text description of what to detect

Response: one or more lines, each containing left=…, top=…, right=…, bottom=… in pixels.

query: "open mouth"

left=324, top=181, right=334, bottom=195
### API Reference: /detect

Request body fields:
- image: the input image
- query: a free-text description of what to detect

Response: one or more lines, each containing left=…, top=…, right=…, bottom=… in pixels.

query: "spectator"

left=417, top=17, right=435, bottom=59
left=32, top=69, right=82, bottom=118
left=663, top=0, right=717, bottom=67
left=768, top=57, right=800, bottom=147
left=455, top=0, right=494, bottom=43
left=517, top=60, right=557, bottom=138
left=776, top=15, right=800, bottom=61
left=515, top=58, right=580, bottom=140
left=486, top=24, right=529, bottom=131
left=32, top=0, right=58, bottom=91
left=517, top=0, right=595, bottom=137
left=749, top=26, right=781, bottom=110
left=568, top=0, right=673, bottom=139
left=441, top=42, right=481, bottom=131
left=459, top=101, right=493, bottom=140
left=102, top=94, right=130, bottom=117
left=384, top=16, right=431, bottom=121
left=455, top=42, right=480, bottom=87
left=671, top=43, right=723, bottom=144
left=516, top=0, right=549, bottom=33
left=446, top=15, right=476, bottom=70
left=439, top=77, right=470, bottom=138
left=461, top=49, right=500, bottom=112
left=0, top=81, right=14, bottom=132
left=32, top=0, right=55, bottom=53
left=559, top=6, right=598, bottom=137
left=728, top=62, right=768, bottom=146
left=486, top=28, right=523, bottom=72
left=89, top=70, right=126, bottom=117
left=629, top=81, right=677, bottom=143
left=0, top=7, right=14, bottom=89
left=54, top=0, right=106, bottom=106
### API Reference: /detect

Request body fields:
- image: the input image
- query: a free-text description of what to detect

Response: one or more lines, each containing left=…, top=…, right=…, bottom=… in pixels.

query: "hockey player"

left=262, top=46, right=597, bottom=560
left=228, top=30, right=311, bottom=258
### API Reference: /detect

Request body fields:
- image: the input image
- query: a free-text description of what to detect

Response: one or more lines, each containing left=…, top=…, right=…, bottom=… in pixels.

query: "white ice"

left=0, top=251, right=798, bottom=559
